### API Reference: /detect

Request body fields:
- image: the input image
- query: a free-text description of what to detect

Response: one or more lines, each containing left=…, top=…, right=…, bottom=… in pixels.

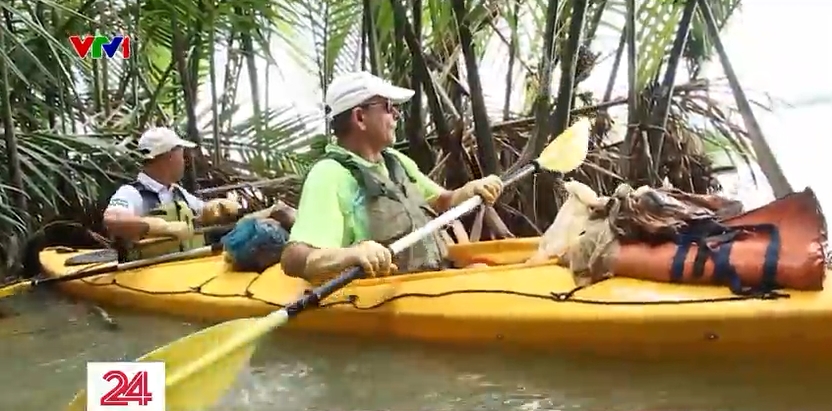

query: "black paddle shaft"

left=285, top=266, right=366, bottom=317
left=32, top=242, right=225, bottom=288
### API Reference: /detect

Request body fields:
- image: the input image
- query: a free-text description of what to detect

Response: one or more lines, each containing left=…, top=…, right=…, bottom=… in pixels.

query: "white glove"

left=450, top=175, right=504, bottom=206
left=305, top=240, right=398, bottom=279
left=200, top=198, right=242, bottom=225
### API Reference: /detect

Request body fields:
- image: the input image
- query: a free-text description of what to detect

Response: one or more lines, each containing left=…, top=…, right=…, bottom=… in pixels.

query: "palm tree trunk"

left=359, top=0, right=366, bottom=71
left=620, top=0, right=638, bottom=180
left=219, top=35, right=240, bottom=131
left=583, top=0, right=608, bottom=47
left=509, top=0, right=557, bottom=175
left=171, top=9, right=199, bottom=190
left=452, top=0, right=499, bottom=175
left=138, top=61, right=176, bottom=128
left=91, top=41, right=101, bottom=120
left=99, top=0, right=111, bottom=120
left=35, top=4, right=57, bottom=131
left=551, top=0, right=589, bottom=137
left=132, top=0, right=140, bottom=111
left=188, top=4, right=205, bottom=104
left=603, top=29, right=626, bottom=102
left=647, top=0, right=697, bottom=183
left=502, top=0, right=520, bottom=120
left=362, top=0, right=380, bottom=75
left=208, top=1, right=221, bottom=166
left=391, top=1, right=405, bottom=83
left=110, top=0, right=139, bottom=112
left=0, top=21, right=25, bottom=210
left=404, top=0, right=432, bottom=172
left=237, top=7, right=262, bottom=137
left=389, top=0, right=445, bottom=172
left=696, top=0, right=792, bottom=198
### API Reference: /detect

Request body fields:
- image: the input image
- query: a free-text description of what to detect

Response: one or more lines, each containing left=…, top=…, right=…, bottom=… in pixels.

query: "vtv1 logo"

left=86, top=361, right=165, bottom=410
left=69, top=35, right=131, bottom=59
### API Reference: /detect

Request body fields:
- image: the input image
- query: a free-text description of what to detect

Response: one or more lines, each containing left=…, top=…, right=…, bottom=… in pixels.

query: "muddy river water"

left=0, top=288, right=828, bottom=411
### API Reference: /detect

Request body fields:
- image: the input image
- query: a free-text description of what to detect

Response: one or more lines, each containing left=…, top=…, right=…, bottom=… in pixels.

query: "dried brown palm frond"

left=422, top=79, right=751, bottom=240
left=190, top=153, right=304, bottom=208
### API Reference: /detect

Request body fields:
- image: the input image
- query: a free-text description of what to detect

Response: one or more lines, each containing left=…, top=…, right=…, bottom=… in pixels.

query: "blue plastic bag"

left=221, top=218, right=290, bottom=272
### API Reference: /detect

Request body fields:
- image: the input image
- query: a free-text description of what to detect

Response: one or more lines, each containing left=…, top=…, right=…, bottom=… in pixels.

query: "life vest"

left=118, top=181, right=205, bottom=261
left=322, top=149, right=449, bottom=274
left=612, top=188, right=827, bottom=294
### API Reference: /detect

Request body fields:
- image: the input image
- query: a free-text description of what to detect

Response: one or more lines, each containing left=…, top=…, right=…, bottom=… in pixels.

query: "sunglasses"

left=359, top=100, right=397, bottom=113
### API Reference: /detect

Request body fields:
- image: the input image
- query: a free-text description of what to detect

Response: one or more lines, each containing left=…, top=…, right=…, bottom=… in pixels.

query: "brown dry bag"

left=613, top=188, right=828, bottom=293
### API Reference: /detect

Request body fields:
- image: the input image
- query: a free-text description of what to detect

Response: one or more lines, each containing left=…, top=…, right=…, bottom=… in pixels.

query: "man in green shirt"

left=281, top=71, right=503, bottom=283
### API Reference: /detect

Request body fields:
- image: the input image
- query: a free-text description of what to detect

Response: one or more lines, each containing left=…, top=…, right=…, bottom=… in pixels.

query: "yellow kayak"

left=39, top=238, right=832, bottom=361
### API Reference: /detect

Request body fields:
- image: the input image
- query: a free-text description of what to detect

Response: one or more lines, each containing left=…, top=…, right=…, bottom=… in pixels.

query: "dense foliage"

left=0, top=0, right=767, bottom=274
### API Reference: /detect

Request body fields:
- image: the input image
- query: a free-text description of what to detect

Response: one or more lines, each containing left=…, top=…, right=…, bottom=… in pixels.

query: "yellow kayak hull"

left=38, top=238, right=832, bottom=361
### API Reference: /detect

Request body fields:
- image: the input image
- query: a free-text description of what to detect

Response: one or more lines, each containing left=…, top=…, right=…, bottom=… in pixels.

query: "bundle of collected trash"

left=221, top=202, right=296, bottom=272
left=529, top=180, right=826, bottom=294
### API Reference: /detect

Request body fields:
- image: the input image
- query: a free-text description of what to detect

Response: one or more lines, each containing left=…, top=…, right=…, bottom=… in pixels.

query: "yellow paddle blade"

left=65, top=317, right=264, bottom=411
left=0, top=280, right=32, bottom=299
left=537, top=117, right=591, bottom=173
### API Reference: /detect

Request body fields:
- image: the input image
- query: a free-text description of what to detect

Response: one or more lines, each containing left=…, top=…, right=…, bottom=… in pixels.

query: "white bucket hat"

left=324, top=71, right=415, bottom=119
left=137, top=127, right=196, bottom=159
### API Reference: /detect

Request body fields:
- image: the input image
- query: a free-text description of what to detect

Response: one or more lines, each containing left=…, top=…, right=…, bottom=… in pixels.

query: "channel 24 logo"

left=86, top=362, right=165, bottom=410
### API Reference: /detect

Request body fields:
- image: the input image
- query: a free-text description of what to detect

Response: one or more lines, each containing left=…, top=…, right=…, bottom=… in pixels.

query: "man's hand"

left=347, top=241, right=397, bottom=277
left=201, top=198, right=242, bottom=226
left=302, top=240, right=398, bottom=281
left=450, top=175, right=504, bottom=206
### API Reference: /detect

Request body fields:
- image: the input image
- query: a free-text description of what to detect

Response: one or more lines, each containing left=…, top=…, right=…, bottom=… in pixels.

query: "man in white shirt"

left=103, top=127, right=239, bottom=258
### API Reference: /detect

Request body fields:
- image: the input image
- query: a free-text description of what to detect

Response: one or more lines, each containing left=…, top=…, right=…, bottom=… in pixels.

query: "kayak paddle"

left=0, top=221, right=243, bottom=299
left=64, top=117, right=591, bottom=411
left=136, top=222, right=236, bottom=246
left=0, top=243, right=224, bottom=299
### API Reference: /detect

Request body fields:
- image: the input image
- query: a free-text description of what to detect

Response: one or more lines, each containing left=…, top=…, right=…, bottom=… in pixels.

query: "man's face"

left=156, top=146, right=186, bottom=180
left=352, top=96, right=400, bottom=147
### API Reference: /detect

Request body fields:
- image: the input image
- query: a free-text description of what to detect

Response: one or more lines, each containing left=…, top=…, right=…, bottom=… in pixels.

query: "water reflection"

left=231, top=336, right=827, bottom=411
left=0, top=290, right=828, bottom=411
